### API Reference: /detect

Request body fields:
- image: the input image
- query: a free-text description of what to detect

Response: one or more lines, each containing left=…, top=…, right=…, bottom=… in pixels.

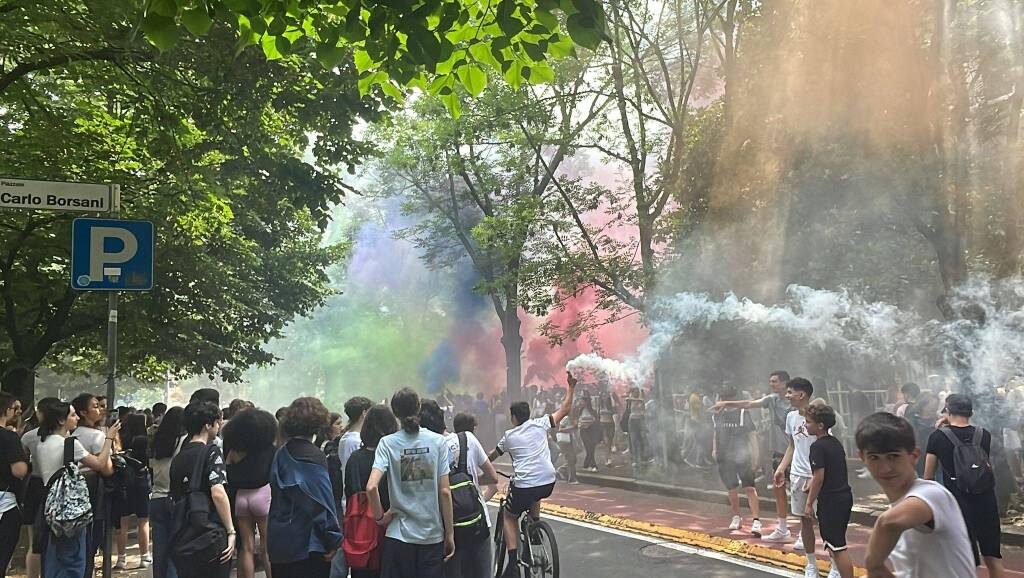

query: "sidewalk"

left=538, top=475, right=1024, bottom=576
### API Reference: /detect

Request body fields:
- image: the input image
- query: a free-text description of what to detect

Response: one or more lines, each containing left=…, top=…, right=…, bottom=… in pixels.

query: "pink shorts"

left=234, top=484, right=271, bottom=518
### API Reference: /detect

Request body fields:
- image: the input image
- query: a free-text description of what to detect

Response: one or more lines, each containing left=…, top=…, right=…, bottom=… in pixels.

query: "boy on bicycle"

left=489, top=371, right=577, bottom=578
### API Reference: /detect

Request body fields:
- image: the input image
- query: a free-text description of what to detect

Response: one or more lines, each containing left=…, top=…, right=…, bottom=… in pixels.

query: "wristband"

left=226, top=530, right=236, bottom=535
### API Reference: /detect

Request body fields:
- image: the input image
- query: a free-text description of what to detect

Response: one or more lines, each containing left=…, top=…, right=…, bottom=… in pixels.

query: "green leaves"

left=181, top=7, right=214, bottom=36
left=456, top=64, right=487, bottom=97
left=566, top=13, right=601, bottom=50
left=143, top=13, right=179, bottom=52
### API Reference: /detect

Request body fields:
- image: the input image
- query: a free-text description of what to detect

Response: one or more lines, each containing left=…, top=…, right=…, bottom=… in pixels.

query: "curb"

left=572, top=470, right=1024, bottom=548
left=535, top=500, right=866, bottom=577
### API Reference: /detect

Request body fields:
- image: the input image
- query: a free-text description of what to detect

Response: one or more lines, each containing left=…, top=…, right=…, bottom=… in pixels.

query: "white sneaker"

left=761, top=527, right=792, bottom=542
left=857, top=468, right=872, bottom=480
left=751, top=519, right=763, bottom=537
left=804, top=562, right=819, bottom=578
left=141, top=553, right=152, bottom=564
left=139, top=559, right=151, bottom=569
left=114, top=559, right=127, bottom=571
left=793, top=535, right=805, bottom=551
left=826, top=565, right=841, bottom=578
left=729, top=515, right=742, bottom=530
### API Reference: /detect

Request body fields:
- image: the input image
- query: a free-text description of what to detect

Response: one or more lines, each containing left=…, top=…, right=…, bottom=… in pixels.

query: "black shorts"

left=380, top=537, right=444, bottom=578
left=505, top=482, right=555, bottom=517
left=816, top=490, right=853, bottom=552
left=770, top=452, right=790, bottom=481
left=717, top=460, right=756, bottom=490
left=21, top=476, right=45, bottom=527
left=956, top=491, right=1002, bottom=563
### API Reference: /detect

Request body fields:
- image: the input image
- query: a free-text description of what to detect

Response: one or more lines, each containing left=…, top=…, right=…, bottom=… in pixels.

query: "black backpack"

left=323, top=437, right=345, bottom=513
left=450, top=432, right=487, bottom=543
left=170, top=443, right=226, bottom=571
left=940, top=426, right=996, bottom=495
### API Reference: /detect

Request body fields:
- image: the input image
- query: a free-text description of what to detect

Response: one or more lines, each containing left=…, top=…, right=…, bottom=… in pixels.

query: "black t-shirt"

left=344, top=447, right=389, bottom=510
left=926, top=425, right=992, bottom=495
left=712, top=408, right=755, bottom=462
left=809, top=435, right=850, bottom=495
left=0, top=428, right=28, bottom=491
left=169, top=441, right=227, bottom=499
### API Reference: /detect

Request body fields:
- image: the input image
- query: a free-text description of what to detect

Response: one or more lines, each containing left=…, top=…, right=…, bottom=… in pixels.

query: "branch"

left=0, top=47, right=151, bottom=95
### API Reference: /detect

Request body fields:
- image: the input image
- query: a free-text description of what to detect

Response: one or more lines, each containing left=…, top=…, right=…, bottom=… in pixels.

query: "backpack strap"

left=63, top=437, right=75, bottom=467
left=455, top=432, right=469, bottom=476
left=939, top=426, right=965, bottom=448
left=971, top=426, right=984, bottom=447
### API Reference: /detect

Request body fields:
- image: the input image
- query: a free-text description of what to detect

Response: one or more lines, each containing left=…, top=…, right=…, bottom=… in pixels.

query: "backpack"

left=450, top=432, right=488, bottom=543
left=170, top=443, right=226, bottom=570
left=342, top=455, right=382, bottom=570
left=43, top=437, right=93, bottom=537
left=940, top=426, right=996, bottom=495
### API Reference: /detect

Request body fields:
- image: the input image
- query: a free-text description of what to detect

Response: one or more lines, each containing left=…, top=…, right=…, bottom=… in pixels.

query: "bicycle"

left=493, top=472, right=559, bottom=578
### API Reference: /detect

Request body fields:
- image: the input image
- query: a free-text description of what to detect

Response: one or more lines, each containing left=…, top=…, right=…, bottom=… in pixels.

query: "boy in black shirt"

left=804, top=404, right=852, bottom=578
left=711, top=387, right=762, bottom=536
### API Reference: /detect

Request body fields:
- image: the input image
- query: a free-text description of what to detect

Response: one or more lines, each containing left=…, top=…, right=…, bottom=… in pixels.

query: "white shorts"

left=790, top=475, right=814, bottom=517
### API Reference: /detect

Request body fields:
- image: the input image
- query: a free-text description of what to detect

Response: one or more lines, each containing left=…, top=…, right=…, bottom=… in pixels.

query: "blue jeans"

left=150, top=497, right=179, bottom=578
left=44, top=529, right=86, bottom=578
left=328, top=547, right=348, bottom=578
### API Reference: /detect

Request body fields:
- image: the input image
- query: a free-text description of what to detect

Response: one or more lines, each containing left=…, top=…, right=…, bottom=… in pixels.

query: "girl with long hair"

left=149, top=406, right=185, bottom=578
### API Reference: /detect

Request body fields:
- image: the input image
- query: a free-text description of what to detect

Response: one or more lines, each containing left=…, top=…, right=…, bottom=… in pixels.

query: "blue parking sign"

left=71, top=218, right=154, bottom=291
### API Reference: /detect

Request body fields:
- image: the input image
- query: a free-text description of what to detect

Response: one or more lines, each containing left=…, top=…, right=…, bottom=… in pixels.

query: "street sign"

left=0, top=178, right=113, bottom=212
left=71, top=218, right=154, bottom=291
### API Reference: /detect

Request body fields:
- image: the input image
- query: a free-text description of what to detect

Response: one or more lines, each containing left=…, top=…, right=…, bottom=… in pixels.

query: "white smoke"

left=567, top=277, right=1024, bottom=412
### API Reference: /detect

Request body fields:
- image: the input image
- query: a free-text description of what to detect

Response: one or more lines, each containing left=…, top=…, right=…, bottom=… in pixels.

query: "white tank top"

left=888, top=479, right=975, bottom=578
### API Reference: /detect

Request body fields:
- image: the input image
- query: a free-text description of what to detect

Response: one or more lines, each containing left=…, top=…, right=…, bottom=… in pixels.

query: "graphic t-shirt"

left=445, top=431, right=493, bottom=527
left=169, top=441, right=227, bottom=498
left=763, top=394, right=791, bottom=455
left=496, top=416, right=556, bottom=488
left=925, top=425, right=993, bottom=497
left=712, top=408, right=754, bottom=462
left=785, top=410, right=815, bottom=478
left=373, top=429, right=450, bottom=545
left=888, top=479, right=975, bottom=578
left=808, top=435, right=850, bottom=495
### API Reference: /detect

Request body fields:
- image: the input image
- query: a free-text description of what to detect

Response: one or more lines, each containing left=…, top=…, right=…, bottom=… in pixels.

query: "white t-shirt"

left=36, top=434, right=88, bottom=483
left=497, top=416, right=556, bottom=488
left=72, top=426, right=107, bottom=472
left=445, top=431, right=493, bottom=527
left=888, top=479, right=975, bottom=578
left=21, top=428, right=43, bottom=479
left=785, top=410, right=815, bottom=478
left=336, top=431, right=362, bottom=515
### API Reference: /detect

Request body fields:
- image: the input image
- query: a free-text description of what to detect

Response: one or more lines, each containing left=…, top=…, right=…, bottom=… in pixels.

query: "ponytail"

left=390, top=387, right=422, bottom=434
left=401, top=415, right=421, bottom=433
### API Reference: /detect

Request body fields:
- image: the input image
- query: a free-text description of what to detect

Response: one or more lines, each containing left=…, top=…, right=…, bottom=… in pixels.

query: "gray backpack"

left=940, top=427, right=995, bottom=495
left=44, top=437, right=93, bottom=537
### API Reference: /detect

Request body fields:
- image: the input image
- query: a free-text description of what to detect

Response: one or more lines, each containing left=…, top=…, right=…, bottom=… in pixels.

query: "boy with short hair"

left=711, top=387, right=762, bottom=535
left=856, top=412, right=975, bottom=578
left=804, top=404, right=852, bottom=578
left=772, top=377, right=817, bottom=578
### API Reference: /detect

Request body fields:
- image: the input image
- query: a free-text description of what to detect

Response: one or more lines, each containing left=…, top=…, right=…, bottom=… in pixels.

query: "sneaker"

left=793, top=535, right=805, bottom=551
left=114, top=559, right=127, bottom=571
left=141, top=554, right=152, bottom=564
left=501, top=561, right=521, bottom=578
left=605, top=459, right=613, bottom=466
left=139, top=559, right=151, bottom=569
left=826, top=564, right=841, bottom=578
left=751, top=519, right=763, bottom=537
left=857, top=468, right=872, bottom=480
left=804, top=562, right=819, bottom=578
left=728, top=515, right=742, bottom=530
left=761, top=527, right=792, bottom=542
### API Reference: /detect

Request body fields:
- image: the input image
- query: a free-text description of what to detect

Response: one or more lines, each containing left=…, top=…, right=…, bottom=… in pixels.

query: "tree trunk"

left=1, top=362, right=35, bottom=412
left=500, top=309, right=524, bottom=402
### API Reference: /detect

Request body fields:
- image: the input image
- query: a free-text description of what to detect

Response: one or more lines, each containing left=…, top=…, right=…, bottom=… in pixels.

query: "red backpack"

left=342, top=491, right=383, bottom=570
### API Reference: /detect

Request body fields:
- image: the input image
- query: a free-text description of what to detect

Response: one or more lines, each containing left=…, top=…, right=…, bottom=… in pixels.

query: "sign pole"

left=102, top=185, right=120, bottom=578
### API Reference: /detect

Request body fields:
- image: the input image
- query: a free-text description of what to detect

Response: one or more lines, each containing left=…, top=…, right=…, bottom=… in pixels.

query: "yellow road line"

left=525, top=499, right=866, bottom=577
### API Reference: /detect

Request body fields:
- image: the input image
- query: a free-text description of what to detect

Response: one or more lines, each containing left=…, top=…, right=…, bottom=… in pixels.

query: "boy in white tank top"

left=855, top=412, right=975, bottom=578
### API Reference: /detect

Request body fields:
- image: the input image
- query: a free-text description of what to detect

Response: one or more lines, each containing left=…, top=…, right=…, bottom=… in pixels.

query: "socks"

left=778, top=517, right=789, bottom=531
left=807, top=553, right=817, bottom=567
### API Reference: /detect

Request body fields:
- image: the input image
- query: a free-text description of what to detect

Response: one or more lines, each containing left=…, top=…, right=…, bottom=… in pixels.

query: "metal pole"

left=102, top=185, right=120, bottom=578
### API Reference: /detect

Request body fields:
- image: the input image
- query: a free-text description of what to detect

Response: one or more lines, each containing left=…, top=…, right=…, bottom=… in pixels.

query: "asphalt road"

left=506, top=511, right=796, bottom=578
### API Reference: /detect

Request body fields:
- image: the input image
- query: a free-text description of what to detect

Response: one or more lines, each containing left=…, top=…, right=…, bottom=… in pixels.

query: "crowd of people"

left=0, top=367, right=1013, bottom=578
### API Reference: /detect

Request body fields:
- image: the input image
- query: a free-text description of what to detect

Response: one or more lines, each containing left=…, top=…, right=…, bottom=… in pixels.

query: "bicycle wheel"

left=494, top=515, right=507, bottom=578
left=527, top=520, right=559, bottom=578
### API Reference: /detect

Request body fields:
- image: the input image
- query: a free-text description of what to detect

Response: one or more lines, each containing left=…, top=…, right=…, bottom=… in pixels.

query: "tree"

left=531, top=0, right=730, bottom=341
left=0, top=18, right=374, bottom=404
left=371, top=74, right=605, bottom=399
